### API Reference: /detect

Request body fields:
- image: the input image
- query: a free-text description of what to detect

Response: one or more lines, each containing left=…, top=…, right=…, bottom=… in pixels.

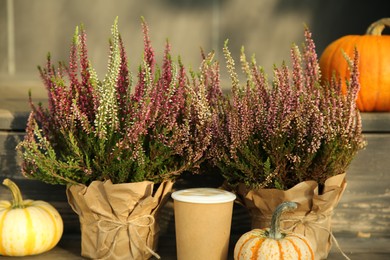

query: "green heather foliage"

left=17, top=18, right=218, bottom=185
left=209, top=28, right=366, bottom=190
left=17, top=18, right=365, bottom=190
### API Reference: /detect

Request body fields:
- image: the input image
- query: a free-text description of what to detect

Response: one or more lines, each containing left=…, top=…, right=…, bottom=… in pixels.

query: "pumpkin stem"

left=2, top=178, right=25, bottom=208
left=366, top=18, right=390, bottom=36
left=268, top=201, right=297, bottom=240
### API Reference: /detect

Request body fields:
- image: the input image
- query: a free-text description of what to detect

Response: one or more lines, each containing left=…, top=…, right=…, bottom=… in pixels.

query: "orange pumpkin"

left=234, top=202, right=314, bottom=260
left=319, top=18, right=390, bottom=112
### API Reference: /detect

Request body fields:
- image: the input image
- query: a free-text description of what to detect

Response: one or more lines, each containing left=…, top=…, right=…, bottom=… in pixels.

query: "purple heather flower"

left=217, top=28, right=365, bottom=189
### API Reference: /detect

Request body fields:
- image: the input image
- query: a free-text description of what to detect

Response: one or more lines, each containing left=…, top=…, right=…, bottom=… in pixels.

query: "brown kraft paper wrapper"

left=236, top=173, right=347, bottom=260
left=66, top=180, right=173, bottom=260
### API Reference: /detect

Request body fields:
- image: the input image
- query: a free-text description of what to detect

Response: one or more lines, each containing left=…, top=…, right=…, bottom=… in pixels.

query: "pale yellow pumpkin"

left=234, top=202, right=314, bottom=260
left=0, top=178, right=63, bottom=256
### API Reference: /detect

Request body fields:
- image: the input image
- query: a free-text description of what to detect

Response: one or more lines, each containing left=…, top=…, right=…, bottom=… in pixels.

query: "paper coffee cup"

left=172, top=188, right=236, bottom=260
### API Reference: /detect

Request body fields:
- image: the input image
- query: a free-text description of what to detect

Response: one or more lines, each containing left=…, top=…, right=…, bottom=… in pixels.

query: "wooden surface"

left=1, top=235, right=389, bottom=259
left=0, top=181, right=390, bottom=260
left=1, top=84, right=390, bottom=259
left=0, top=202, right=389, bottom=259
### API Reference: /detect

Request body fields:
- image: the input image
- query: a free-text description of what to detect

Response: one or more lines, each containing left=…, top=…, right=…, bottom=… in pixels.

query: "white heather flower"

left=95, top=18, right=121, bottom=139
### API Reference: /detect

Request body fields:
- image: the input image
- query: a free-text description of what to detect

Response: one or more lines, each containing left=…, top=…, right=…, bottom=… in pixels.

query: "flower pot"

left=171, top=188, right=236, bottom=260
left=236, top=173, right=347, bottom=260
left=66, top=180, right=173, bottom=260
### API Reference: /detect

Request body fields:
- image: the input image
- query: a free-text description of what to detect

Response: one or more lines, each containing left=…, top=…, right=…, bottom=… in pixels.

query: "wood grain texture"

left=0, top=131, right=24, bottom=179
left=332, top=133, right=390, bottom=234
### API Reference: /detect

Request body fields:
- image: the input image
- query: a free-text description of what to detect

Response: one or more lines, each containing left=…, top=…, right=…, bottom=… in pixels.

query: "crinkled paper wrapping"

left=236, top=173, right=347, bottom=260
left=66, top=180, right=173, bottom=260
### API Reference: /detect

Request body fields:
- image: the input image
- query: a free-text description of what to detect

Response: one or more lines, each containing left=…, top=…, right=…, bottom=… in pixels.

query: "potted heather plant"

left=16, top=17, right=216, bottom=260
left=211, top=28, right=365, bottom=259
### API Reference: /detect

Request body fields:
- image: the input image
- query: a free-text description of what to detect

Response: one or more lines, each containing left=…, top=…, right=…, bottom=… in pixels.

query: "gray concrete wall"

left=1, top=0, right=389, bottom=86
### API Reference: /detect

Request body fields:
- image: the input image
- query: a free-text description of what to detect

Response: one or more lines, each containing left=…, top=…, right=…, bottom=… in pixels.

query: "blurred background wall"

left=0, top=0, right=389, bottom=88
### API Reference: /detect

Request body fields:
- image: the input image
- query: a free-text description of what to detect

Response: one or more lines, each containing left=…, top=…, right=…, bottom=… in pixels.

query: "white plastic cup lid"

left=171, top=188, right=236, bottom=204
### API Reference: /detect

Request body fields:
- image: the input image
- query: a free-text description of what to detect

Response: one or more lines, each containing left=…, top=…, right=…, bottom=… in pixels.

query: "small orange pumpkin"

left=319, top=18, right=390, bottom=112
left=234, top=202, right=314, bottom=260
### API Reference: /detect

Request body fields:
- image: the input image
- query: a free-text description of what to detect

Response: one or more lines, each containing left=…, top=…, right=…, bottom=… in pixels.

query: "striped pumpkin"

left=234, top=202, right=314, bottom=260
left=0, top=179, right=63, bottom=256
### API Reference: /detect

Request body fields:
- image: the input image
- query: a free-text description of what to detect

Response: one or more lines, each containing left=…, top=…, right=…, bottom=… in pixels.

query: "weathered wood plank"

left=0, top=228, right=388, bottom=259
left=0, top=131, right=24, bottom=179
left=0, top=108, right=29, bottom=131
left=332, top=133, right=390, bottom=234
left=361, top=113, right=390, bottom=133
left=0, top=82, right=46, bottom=131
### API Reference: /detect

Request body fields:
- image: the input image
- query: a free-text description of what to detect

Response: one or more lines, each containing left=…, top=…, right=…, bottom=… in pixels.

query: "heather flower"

left=17, top=17, right=216, bottom=185
left=214, top=28, right=366, bottom=190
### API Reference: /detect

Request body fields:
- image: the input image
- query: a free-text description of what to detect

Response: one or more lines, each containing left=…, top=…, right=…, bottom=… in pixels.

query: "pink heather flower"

left=18, top=17, right=219, bottom=185
left=141, top=17, right=155, bottom=73
left=77, top=27, right=96, bottom=122
left=116, top=35, right=131, bottom=126
left=216, top=28, right=365, bottom=190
